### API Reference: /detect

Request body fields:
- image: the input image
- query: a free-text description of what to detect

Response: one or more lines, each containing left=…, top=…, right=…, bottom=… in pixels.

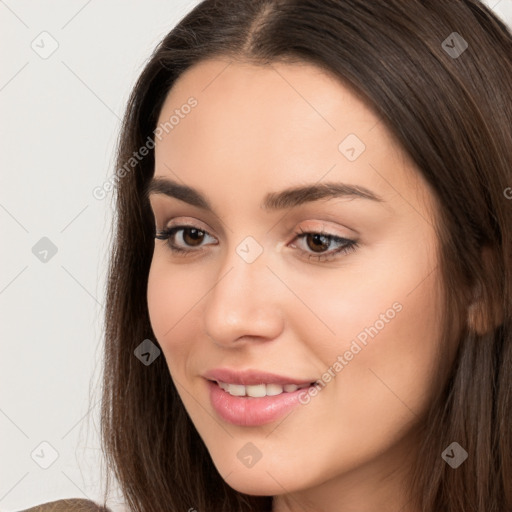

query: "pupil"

left=185, top=228, right=204, bottom=246
left=308, top=234, right=329, bottom=253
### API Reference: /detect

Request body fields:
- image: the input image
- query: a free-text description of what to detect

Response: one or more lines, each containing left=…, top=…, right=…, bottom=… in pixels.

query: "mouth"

left=206, top=378, right=318, bottom=426
left=210, top=379, right=316, bottom=398
left=202, top=368, right=319, bottom=425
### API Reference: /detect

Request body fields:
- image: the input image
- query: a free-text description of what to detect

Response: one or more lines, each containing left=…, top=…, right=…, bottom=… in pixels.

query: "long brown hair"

left=97, top=1, right=512, bottom=510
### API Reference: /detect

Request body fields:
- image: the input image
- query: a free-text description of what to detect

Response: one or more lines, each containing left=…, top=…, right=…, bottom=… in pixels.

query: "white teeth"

left=227, top=384, right=246, bottom=396
left=246, top=384, right=267, bottom=397
left=265, top=383, right=284, bottom=396
left=217, top=381, right=310, bottom=397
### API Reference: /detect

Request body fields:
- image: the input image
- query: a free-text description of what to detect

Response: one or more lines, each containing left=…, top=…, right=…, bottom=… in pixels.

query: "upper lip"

left=203, top=368, right=316, bottom=386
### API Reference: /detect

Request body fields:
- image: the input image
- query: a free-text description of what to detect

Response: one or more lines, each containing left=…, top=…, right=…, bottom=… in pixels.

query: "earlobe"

left=466, top=247, right=504, bottom=334
left=467, top=299, right=488, bottom=335
left=467, top=298, right=504, bottom=335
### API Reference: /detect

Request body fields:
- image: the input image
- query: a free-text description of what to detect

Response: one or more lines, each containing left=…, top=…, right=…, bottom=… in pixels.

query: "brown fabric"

left=18, top=498, right=113, bottom=512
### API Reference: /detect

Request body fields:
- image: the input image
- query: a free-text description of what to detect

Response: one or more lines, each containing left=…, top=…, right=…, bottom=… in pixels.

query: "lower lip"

left=207, top=379, right=311, bottom=427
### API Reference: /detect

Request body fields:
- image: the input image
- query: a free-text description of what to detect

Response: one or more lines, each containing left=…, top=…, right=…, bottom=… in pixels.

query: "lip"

left=203, top=368, right=315, bottom=386
left=206, top=379, right=313, bottom=426
left=203, top=368, right=317, bottom=427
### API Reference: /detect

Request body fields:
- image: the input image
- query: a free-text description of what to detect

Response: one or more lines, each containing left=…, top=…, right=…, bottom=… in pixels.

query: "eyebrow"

left=144, top=177, right=384, bottom=211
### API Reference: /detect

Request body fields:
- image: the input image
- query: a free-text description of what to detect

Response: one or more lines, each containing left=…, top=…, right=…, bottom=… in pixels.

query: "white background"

left=1, top=1, right=511, bottom=511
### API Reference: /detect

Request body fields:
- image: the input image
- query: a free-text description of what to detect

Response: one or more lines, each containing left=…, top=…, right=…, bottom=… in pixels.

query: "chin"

left=222, top=470, right=287, bottom=496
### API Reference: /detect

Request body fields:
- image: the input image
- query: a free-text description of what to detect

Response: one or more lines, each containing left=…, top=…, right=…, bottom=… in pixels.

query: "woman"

left=95, top=1, right=512, bottom=511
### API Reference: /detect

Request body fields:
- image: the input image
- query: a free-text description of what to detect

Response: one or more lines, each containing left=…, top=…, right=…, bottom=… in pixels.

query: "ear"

left=466, top=246, right=503, bottom=335
left=467, top=294, right=488, bottom=335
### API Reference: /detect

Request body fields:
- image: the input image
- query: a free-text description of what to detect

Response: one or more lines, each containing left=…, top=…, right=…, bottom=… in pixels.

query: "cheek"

left=286, top=233, right=442, bottom=362
left=146, top=256, right=205, bottom=364
left=294, top=235, right=444, bottom=427
left=147, top=259, right=171, bottom=341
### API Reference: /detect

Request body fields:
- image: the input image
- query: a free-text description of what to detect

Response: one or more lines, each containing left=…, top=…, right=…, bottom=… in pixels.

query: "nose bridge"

left=203, top=235, right=283, bottom=345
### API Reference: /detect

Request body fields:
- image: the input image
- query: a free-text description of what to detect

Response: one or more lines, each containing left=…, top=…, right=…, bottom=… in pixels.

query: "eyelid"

left=157, top=218, right=352, bottom=244
left=155, top=219, right=358, bottom=263
left=294, top=220, right=354, bottom=239
left=160, top=217, right=215, bottom=234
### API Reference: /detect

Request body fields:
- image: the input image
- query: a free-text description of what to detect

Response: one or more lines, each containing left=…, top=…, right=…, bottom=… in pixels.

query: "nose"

left=203, top=242, right=284, bottom=348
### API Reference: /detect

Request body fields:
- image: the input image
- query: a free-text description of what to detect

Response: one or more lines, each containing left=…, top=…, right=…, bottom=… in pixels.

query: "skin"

left=146, top=58, right=449, bottom=512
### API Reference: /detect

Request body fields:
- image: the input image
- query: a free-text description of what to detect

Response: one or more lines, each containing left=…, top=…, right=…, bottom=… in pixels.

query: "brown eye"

left=181, top=227, right=205, bottom=246
left=305, top=233, right=331, bottom=253
left=155, top=224, right=217, bottom=254
left=292, top=229, right=358, bottom=261
left=154, top=224, right=357, bottom=262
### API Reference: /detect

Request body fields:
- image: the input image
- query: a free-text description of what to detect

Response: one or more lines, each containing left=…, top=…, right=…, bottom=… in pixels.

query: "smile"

left=216, top=380, right=312, bottom=397
left=207, top=379, right=317, bottom=426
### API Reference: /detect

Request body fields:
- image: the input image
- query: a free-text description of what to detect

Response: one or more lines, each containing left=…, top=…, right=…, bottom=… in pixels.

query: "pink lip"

left=203, top=368, right=317, bottom=427
left=203, top=368, right=315, bottom=386
left=206, top=379, right=312, bottom=426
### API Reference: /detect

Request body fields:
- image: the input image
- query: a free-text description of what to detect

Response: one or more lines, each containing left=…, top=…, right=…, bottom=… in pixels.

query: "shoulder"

left=18, top=499, right=113, bottom=512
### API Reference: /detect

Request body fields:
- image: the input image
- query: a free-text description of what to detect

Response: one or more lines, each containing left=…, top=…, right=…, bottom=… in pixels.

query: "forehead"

left=152, top=58, right=434, bottom=216
left=156, top=57, right=381, bottom=147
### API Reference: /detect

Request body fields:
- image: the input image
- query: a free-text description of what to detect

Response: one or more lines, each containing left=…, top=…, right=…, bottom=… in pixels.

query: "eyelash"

left=154, top=224, right=358, bottom=262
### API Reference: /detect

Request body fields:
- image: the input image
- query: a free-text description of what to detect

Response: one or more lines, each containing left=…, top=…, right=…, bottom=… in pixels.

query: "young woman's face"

left=147, top=58, right=447, bottom=509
